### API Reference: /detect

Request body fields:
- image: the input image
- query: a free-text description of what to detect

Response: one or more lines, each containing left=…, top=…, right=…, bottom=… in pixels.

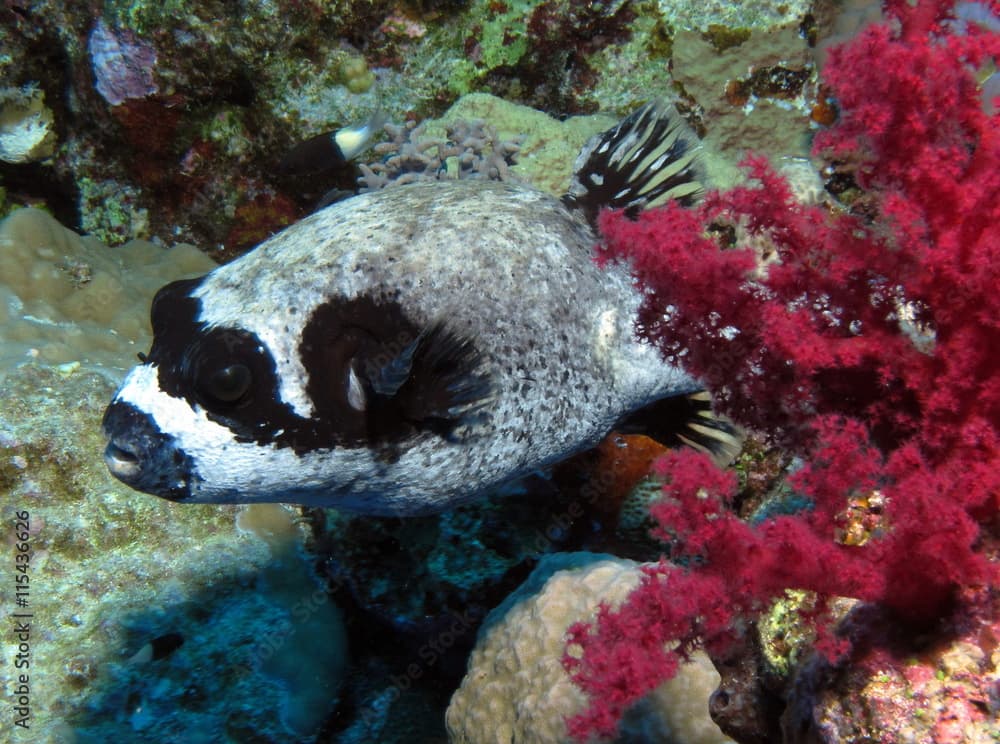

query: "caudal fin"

left=615, top=391, right=743, bottom=466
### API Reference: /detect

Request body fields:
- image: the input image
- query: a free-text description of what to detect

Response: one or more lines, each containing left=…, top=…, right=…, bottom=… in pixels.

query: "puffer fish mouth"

left=104, top=439, right=142, bottom=480
left=101, top=401, right=193, bottom=501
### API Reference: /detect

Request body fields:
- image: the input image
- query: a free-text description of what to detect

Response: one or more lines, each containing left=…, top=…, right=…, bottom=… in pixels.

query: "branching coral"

left=564, top=0, right=1000, bottom=739
left=357, top=119, right=523, bottom=190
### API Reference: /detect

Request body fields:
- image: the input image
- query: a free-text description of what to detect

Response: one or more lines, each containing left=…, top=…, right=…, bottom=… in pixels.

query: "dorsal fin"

left=615, top=391, right=743, bottom=466
left=562, top=100, right=705, bottom=227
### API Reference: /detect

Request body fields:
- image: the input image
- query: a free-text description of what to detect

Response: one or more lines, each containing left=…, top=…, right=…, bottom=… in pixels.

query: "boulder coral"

left=447, top=553, right=732, bottom=744
left=0, top=207, right=215, bottom=371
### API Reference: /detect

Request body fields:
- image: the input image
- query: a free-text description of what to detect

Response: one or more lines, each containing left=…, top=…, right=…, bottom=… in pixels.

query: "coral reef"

left=6, top=1, right=982, bottom=741
left=0, top=0, right=812, bottom=251
left=358, top=93, right=619, bottom=196
left=428, top=93, right=618, bottom=195
left=783, top=587, right=1000, bottom=743
left=357, top=118, right=524, bottom=191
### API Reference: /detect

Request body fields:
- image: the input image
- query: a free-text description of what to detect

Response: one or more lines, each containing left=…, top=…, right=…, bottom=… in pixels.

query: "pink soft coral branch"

left=565, top=0, right=1000, bottom=738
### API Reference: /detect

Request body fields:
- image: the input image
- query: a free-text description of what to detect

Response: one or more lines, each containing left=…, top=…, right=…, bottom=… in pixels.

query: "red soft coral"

left=565, top=0, right=1000, bottom=738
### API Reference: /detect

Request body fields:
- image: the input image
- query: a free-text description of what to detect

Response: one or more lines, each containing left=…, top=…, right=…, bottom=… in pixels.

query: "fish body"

left=103, top=103, right=723, bottom=515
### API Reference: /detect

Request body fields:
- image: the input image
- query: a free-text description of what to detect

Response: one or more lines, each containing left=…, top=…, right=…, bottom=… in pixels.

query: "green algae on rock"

left=654, top=0, right=810, bottom=31
left=428, top=93, right=616, bottom=196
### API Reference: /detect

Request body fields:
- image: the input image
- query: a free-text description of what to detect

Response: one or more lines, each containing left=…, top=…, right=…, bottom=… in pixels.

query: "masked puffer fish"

left=102, top=101, right=736, bottom=516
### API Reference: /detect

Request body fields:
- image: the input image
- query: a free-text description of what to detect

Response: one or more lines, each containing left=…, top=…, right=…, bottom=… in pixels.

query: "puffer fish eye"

left=198, top=363, right=252, bottom=405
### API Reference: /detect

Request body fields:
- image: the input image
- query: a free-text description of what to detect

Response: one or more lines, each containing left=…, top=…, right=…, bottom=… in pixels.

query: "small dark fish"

left=277, top=111, right=386, bottom=208
left=129, top=632, right=185, bottom=663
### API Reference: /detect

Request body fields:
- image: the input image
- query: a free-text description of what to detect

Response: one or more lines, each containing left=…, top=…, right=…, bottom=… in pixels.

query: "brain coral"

left=446, top=552, right=732, bottom=744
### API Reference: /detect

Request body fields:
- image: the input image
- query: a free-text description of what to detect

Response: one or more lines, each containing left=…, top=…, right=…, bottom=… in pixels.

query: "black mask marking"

left=144, top=280, right=491, bottom=457
left=102, top=400, right=194, bottom=501
left=299, top=295, right=494, bottom=455
left=146, top=277, right=320, bottom=452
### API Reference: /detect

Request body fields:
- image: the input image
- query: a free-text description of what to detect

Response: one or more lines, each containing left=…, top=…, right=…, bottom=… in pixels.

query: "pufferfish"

left=102, top=101, right=737, bottom=516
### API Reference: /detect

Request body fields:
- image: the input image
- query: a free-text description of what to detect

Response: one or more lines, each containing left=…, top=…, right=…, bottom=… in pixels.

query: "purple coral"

left=88, top=20, right=159, bottom=106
